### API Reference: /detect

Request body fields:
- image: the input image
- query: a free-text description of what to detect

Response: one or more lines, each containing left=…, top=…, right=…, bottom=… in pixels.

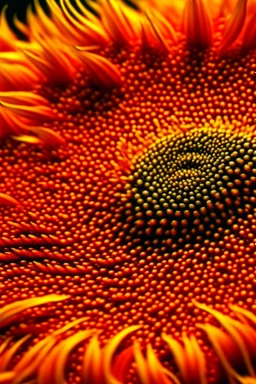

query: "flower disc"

left=124, top=127, right=256, bottom=250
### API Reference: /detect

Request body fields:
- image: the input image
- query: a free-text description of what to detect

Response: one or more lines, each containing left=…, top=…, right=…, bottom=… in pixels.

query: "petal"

left=0, top=295, right=69, bottom=328
left=37, top=330, right=95, bottom=384
left=183, top=0, right=213, bottom=47
left=219, top=0, right=248, bottom=52
left=163, top=333, right=207, bottom=384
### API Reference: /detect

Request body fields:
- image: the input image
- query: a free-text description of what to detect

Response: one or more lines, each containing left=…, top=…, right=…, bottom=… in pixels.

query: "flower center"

left=123, top=127, right=256, bottom=250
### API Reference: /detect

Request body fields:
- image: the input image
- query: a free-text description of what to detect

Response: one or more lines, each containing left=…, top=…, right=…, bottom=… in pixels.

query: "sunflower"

left=0, top=0, right=255, bottom=383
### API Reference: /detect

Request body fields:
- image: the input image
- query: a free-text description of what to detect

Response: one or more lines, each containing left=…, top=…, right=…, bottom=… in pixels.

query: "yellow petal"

left=0, top=295, right=69, bottom=328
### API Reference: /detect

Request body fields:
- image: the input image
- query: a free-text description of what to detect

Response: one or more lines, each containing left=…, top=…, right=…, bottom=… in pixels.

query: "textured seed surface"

left=0, top=39, right=255, bottom=382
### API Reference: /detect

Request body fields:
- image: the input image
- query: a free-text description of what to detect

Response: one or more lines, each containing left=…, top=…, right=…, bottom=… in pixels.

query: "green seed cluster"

left=123, top=127, right=256, bottom=249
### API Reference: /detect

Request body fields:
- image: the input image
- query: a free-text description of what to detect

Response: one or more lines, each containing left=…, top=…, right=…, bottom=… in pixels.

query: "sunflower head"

left=0, top=0, right=255, bottom=383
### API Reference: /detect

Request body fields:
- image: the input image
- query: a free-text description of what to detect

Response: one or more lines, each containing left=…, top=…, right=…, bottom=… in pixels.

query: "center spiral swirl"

left=123, top=127, right=256, bottom=250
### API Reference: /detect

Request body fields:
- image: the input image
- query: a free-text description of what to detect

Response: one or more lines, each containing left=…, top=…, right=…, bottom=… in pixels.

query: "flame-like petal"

left=0, top=92, right=56, bottom=138
left=0, top=372, right=15, bottom=384
left=195, top=301, right=256, bottom=381
left=23, top=40, right=81, bottom=84
left=83, top=325, right=140, bottom=384
left=0, top=295, right=69, bottom=328
left=37, top=330, right=95, bottom=384
left=0, top=336, right=30, bottom=372
left=77, top=49, right=122, bottom=88
left=143, top=10, right=176, bottom=52
left=242, top=12, right=256, bottom=50
left=100, top=0, right=139, bottom=46
left=163, top=333, right=207, bottom=384
left=59, top=0, right=109, bottom=46
left=0, top=193, right=21, bottom=207
left=219, top=0, right=248, bottom=51
left=134, top=341, right=180, bottom=384
left=183, top=0, right=213, bottom=47
left=0, top=52, right=40, bottom=91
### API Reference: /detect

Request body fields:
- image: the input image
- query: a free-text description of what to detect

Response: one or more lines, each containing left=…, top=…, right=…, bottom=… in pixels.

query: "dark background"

left=0, top=0, right=50, bottom=36
left=0, top=0, right=138, bottom=36
left=0, top=0, right=49, bottom=20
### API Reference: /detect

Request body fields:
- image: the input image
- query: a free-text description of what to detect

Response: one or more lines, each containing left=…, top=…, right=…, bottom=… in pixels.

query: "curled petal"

left=13, top=129, right=64, bottom=149
left=0, top=295, right=69, bottom=328
left=198, top=323, right=244, bottom=382
left=238, top=378, right=256, bottom=384
left=229, top=305, right=256, bottom=326
left=195, top=301, right=256, bottom=380
left=134, top=341, right=180, bottom=384
left=13, top=336, right=57, bottom=384
left=83, top=325, right=140, bottom=384
left=0, top=61, right=39, bottom=91
left=82, top=335, right=105, bottom=384
left=37, top=330, right=95, bottom=384
left=53, top=317, right=90, bottom=337
left=0, top=335, right=30, bottom=371
left=11, top=135, right=42, bottom=144
left=111, top=346, right=134, bottom=382
left=162, top=333, right=207, bottom=384
left=59, top=0, right=109, bottom=46
left=104, top=325, right=141, bottom=383
left=11, top=317, right=88, bottom=383
left=23, top=41, right=81, bottom=84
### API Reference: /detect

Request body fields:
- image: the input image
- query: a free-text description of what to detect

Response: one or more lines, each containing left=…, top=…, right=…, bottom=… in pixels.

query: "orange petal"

left=104, top=325, right=141, bottom=384
left=82, top=334, right=105, bottom=384
left=144, top=10, right=176, bottom=52
left=134, top=341, right=180, bottom=384
left=12, top=317, right=88, bottom=383
left=0, top=91, right=50, bottom=106
left=0, top=6, right=17, bottom=51
left=83, top=325, right=140, bottom=384
left=77, top=49, right=122, bottom=88
left=163, top=333, right=207, bottom=384
left=112, top=346, right=134, bottom=382
left=0, top=193, right=21, bottom=207
left=183, top=0, right=213, bottom=48
left=13, top=336, right=57, bottom=383
left=219, top=0, right=248, bottom=52
left=242, top=12, right=256, bottom=51
left=0, top=101, right=55, bottom=121
left=59, top=0, right=109, bottom=46
left=195, top=301, right=256, bottom=380
left=101, top=0, right=139, bottom=46
left=37, top=330, right=95, bottom=384
left=0, top=372, right=15, bottom=384
left=28, top=127, right=66, bottom=147
left=0, top=335, right=30, bottom=371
